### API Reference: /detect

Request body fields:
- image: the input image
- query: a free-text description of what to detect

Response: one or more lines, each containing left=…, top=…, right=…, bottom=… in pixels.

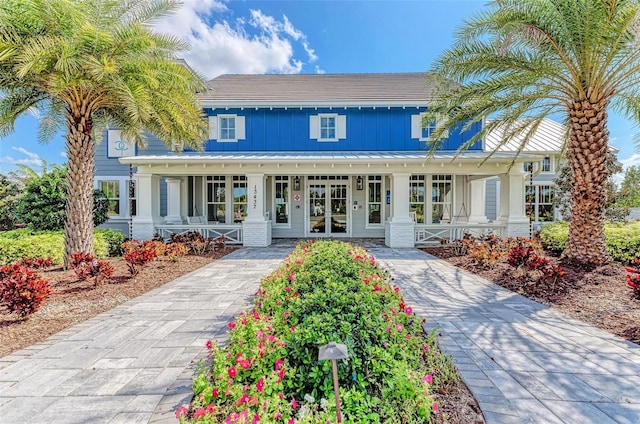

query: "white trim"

left=411, top=112, right=448, bottom=142
left=318, top=113, right=338, bottom=142
left=365, top=175, right=385, bottom=228
left=305, top=176, right=352, bottom=237
left=272, top=176, right=291, bottom=228
left=202, top=100, right=428, bottom=108
left=95, top=176, right=135, bottom=219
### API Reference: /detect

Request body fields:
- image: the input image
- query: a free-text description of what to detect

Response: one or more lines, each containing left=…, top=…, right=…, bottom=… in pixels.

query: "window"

left=320, top=116, right=336, bottom=140
left=207, top=176, right=226, bottom=223
left=128, top=180, right=136, bottom=216
left=411, top=113, right=448, bottom=141
left=542, top=156, right=552, bottom=173
left=524, top=162, right=534, bottom=172
left=431, top=175, right=452, bottom=223
left=99, top=180, right=120, bottom=216
left=274, top=176, right=289, bottom=225
left=309, top=115, right=346, bottom=141
left=233, top=176, right=247, bottom=222
left=526, top=184, right=555, bottom=222
left=219, top=116, right=236, bottom=140
left=367, top=175, right=383, bottom=225
left=409, top=175, right=426, bottom=224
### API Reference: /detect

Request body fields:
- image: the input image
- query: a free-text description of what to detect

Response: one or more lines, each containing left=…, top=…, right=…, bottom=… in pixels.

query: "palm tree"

left=0, top=0, right=208, bottom=266
left=425, top=0, right=640, bottom=267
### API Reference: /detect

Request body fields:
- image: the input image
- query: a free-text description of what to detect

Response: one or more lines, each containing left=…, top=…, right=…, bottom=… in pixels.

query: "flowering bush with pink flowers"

left=179, top=240, right=457, bottom=423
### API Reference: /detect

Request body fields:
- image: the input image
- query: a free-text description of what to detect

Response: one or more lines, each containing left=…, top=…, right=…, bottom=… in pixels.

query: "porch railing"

left=414, top=224, right=506, bottom=244
left=155, top=224, right=243, bottom=244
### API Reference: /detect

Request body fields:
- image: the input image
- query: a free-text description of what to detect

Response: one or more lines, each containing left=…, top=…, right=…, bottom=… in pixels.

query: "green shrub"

left=95, top=228, right=125, bottom=256
left=182, top=241, right=455, bottom=423
left=540, top=221, right=640, bottom=264
left=0, top=229, right=110, bottom=265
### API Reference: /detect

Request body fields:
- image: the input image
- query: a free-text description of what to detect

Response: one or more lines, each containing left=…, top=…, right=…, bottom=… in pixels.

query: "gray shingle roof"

left=199, top=73, right=436, bottom=104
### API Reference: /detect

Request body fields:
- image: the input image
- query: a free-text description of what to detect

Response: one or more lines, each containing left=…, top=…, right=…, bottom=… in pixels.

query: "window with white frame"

left=410, top=175, right=453, bottom=224
left=98, top=180, right=120, bottom=217
left=208, top=115, right=245, bottom=142
left=411, top=113, right=448, bottom=141
left=309, top=114, right=346, bottom=141
left=367, top=175, right=383, bottom=225
left=206, top=176, right=226, bottom=222
left=128, top=180, right=136, bottom=216
left=409, top=175, right=426, bottom=223
left=542, top=156, right=552, bottom=173
left=233, top=176, right=247, bottom=222
left=274, top=176, right=289, bottom=225
left=526, top=184, right=555, bottom=222
left=431, top=175, right=452, bottom=223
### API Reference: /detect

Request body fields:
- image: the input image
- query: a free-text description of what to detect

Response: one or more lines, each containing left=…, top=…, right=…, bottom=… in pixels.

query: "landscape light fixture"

left=318, top=342, right=349, bottom=423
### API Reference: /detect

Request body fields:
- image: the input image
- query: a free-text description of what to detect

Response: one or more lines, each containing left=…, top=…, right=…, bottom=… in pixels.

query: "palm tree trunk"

left=63, top=106, right=95, bottom=268
left=564, top=99, right=610, bottom=267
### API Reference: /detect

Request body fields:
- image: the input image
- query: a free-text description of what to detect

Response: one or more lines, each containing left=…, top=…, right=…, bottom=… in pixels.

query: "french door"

left=307, top=177, right=349, bottom=236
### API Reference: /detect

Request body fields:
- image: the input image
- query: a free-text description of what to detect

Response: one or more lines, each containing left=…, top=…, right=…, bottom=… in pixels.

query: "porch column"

left=132, top=173, right=161, bottom=240
left=164, top=178, right=182, bottom=224
left=504, top=165, right=530, bottom=237
left=495, top=174, right=510, bottom=224
left=467, top=179, right=488, bottom=223
left=242, top=173, right=271, bottom=247
left=385, top=173, right=414, bottom=248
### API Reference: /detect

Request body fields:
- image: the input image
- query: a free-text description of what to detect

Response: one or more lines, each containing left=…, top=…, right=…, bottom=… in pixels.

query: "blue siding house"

left=96, top=73, right=563, bottom=247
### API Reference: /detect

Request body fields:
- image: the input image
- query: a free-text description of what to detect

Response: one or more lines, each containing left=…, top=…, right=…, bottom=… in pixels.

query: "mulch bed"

left=422, top=246, right=640, bottom=345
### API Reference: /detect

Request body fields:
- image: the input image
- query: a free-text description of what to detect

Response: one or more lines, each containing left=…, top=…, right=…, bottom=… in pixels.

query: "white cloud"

left=620, top=153, right=640, bottom=169
left=12, top=147, right=42, bottom=162
left=59, top=151, right=67, bottom=159
left=315, top=65, right=326, bottom=74
left=154, top=4, right=319, bottom=78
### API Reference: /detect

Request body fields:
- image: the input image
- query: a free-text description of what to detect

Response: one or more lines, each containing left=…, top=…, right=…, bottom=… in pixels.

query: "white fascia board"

left=199, top=100, right=427, bottom=109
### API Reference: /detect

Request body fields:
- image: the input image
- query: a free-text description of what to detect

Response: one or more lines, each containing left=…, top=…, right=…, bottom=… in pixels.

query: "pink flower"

left=256, top=377, right=265, bottom=392
left=228, top=321, right=236, bottom=330
left=175, top=406, right=188, bottom=418
left=212, top=388, right=219, bottom=398
left=285, top=286, right=292, bottom=293
left=423, top=345, right=430, bottom=352
left=422, top=374, right=433, bottom=384
left=238, top=359, right=251, bottom=370
left=255, top=330, right=264, bottom=340
left=275, top=359, right=285, bottom=370
left=228, top=366, right=237, bottom=378
left=283, top=311, right=289, bottom=318
left=291, top=398, right=298, bottom=409
left=274, top=412, right=283, bottom=420
left=288, top=419, right=296, bottom=424
left=277, top=368, right=286, bottom=382
left=206, top=404, right=215, bottom=413
left=405, top=306, right=413, bottom=315
left=432, top=402, right=440, bottom=413
left=206, top=340, right=213, bottom=349
left=405, top=334, right=411, bottom=339
left=237, top=393, right=250, bottom=405
left=278, top=392, right=284, bottom=400
left=252, top=413, right=260, bottom=424
left=395, top=324, right=404, bottom=332
left=194, top=407, right=207, bottom=418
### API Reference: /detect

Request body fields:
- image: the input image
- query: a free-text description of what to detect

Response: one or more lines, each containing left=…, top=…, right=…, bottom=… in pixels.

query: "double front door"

left=308, top=179, right=349, bottom=236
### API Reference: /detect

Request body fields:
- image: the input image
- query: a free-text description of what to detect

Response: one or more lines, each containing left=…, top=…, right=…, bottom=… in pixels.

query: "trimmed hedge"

left=0, top=228, right=120, bottom=265
left=540, top=221, right=640, bottom=264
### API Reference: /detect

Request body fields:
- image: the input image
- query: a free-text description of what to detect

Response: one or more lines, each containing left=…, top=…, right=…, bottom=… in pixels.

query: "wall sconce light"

left=356, top=175, right=364, bottom=191
left=318, top=342, right=349, bottom=423
left=293, top=175, right=301, bottom=191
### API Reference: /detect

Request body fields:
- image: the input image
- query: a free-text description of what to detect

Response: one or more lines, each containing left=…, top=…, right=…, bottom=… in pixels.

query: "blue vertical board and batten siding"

left=203, top=107, right=482, bottom=152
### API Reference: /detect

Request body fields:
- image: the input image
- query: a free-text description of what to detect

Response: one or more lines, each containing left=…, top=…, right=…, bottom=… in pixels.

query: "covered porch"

left=119, top=151, right=538, bottom=247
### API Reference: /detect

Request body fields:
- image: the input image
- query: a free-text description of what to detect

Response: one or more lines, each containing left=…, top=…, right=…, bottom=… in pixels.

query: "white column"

left=164, top=178, right=182, bottom=224
left=505, top=165, right=530, bottom=237
left=495, top=174, right=510, bottom=224
left=385, top=173, right=414, bottom=248
left=132, top=173, right=161, bottom=240
left=242, top=173, right=271, bottom=247
left=467, top=179, right=488, bottom=223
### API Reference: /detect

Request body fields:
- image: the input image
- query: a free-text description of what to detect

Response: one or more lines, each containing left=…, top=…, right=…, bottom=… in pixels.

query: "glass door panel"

left=309, top=185, right=326, bottom=234
left=330, top=184, right=347, bottom=234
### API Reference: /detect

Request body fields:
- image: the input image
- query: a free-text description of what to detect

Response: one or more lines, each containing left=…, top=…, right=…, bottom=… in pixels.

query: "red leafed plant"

left=123, top=246, right=158, bottom=275
left=69, top=252, right=115, bottom=285
left=625, top=258, right=640, bottom=293
left=0, top=263, right=52, bottom=318
left=17, top=257, right=54, bottom=269
left=507, top=243, right=535, bottom=269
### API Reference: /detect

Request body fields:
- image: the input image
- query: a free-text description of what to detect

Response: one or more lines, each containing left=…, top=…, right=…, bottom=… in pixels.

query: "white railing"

left=414, top=224, right=506, bottom=244
left=155, top=224, right=243, bottom=244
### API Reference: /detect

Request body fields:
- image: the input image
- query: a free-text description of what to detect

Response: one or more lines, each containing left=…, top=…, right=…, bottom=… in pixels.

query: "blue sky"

left=1, top=0, right=639, bottom=175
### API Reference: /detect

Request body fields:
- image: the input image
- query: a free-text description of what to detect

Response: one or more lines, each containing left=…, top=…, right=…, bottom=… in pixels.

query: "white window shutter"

left=437, top=114, right=449, bottom=139
left=337, top=115, right=346, bottom=139
left=208, top=116, right=218, bottom=140
left=236, top=116, right=246, bottom=140
left=309, top=115, right=319, bottom=139
left=411, top=114, right=421, bottom=139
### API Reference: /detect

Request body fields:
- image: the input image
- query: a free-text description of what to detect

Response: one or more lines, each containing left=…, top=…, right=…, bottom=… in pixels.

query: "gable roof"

left=484, top=119, right=568, bottom=154
left=199, top=73, right=437, bottom=105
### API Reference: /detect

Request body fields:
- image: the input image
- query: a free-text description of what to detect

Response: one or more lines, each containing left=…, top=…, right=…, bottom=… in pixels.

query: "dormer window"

left=320, top=115, right=336, bottom=140
left=208, top=114, right=245, bottom=142
left=309, top=114, right=346, bottom=142
left=219, top=116, right=236, bottom=140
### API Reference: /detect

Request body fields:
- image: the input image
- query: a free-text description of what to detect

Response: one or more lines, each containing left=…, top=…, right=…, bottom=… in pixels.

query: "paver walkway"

left=2, top=245, right=640, bottom=424
left=0, top=247, right=292, bottom=424
left=372, top=247, right=640, bottom=424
